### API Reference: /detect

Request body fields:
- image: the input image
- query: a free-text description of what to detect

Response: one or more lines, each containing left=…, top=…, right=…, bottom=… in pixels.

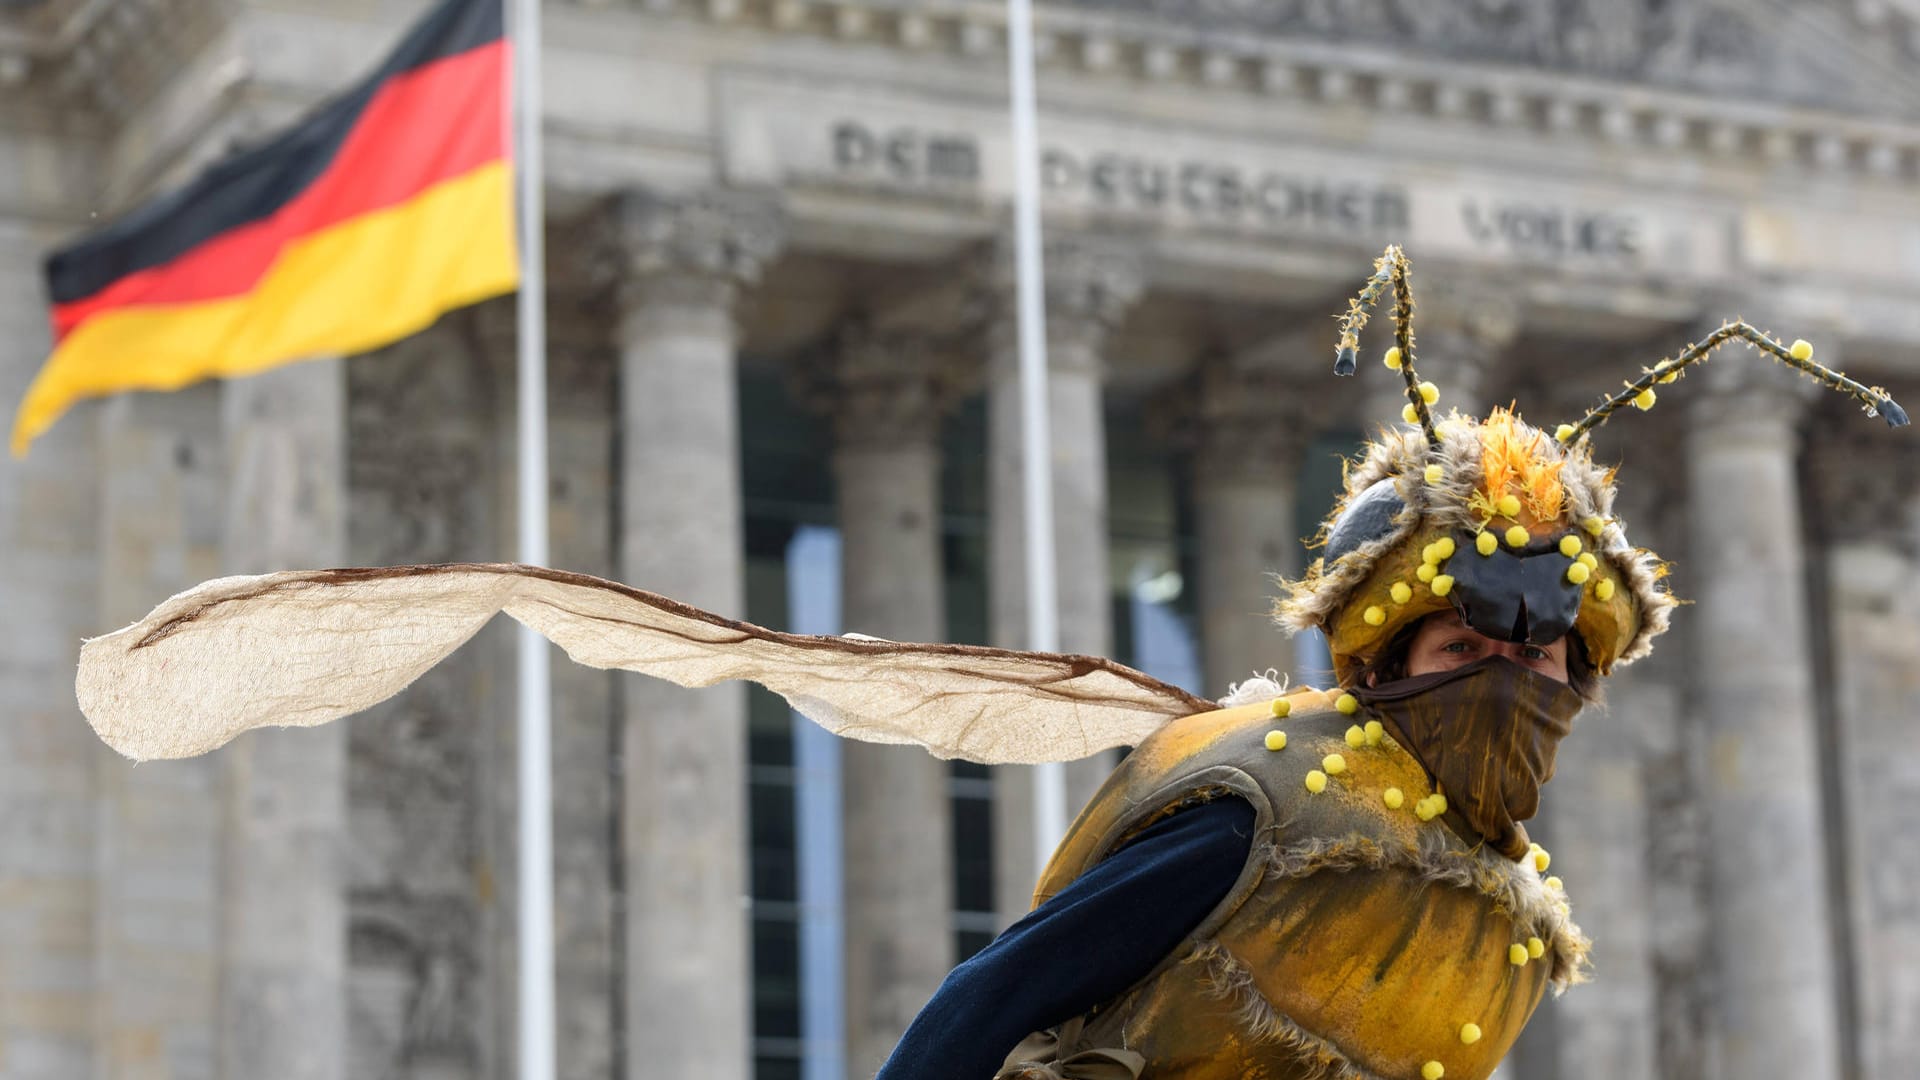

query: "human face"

left=1404, top=612, right=1570, bottom=685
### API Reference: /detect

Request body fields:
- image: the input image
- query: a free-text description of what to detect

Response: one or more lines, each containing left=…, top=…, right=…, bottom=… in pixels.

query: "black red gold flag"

left=11, top=0, right=515, bottom=455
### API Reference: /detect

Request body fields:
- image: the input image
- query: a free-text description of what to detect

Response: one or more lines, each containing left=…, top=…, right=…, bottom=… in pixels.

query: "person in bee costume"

left=75, top=248, right=1907, bottom=1080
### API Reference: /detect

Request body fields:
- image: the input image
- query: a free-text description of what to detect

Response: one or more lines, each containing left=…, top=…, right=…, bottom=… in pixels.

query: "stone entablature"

left=573, top=0, right=1920, bottom=185
left=0, top=0, right=221, bottom=119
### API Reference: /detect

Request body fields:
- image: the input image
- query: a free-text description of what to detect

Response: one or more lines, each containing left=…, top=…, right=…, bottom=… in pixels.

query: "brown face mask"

left=1353, top=656, right=1584, bottom=861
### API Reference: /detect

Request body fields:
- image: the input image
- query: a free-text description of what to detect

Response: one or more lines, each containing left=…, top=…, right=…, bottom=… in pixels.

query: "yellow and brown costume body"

left=1000, top=689, right=1586, bottom=1080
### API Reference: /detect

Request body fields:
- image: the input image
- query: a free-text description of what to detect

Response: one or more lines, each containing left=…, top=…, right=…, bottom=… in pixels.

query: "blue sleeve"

left=874, top=796, right=1257, bottom=1080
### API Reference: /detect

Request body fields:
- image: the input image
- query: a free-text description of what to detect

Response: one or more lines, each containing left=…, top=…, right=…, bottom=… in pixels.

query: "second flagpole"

left=508, top=1, right=557, bottom=1079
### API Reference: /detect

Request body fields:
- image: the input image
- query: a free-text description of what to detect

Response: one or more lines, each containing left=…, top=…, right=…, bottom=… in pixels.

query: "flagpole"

left=508, top=1, right=556, bottom=1079
left=1004, top=0, right=1070, bottom=873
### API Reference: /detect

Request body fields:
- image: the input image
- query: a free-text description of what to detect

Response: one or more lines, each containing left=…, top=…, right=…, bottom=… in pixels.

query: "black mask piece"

left=1443, top=532, right=1583, bottom=645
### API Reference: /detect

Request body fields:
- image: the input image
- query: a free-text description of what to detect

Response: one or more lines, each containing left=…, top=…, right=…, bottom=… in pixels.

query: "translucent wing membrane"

left=77, top=563, right=1210, bottom=764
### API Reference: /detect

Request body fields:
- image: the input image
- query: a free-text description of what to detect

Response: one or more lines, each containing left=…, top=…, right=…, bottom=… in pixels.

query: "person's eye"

left=1441, top=640, right=1474, bottom=654
left=1521, top=645, right=1551, bottom=661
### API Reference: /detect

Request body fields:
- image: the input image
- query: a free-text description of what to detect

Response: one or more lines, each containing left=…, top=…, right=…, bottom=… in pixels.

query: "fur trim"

left=1220, top=670, right=1290, bottom=707
left=1195, top=943, right=1384, bottom=1080
left=1262, top=829, right=1593, bottom=990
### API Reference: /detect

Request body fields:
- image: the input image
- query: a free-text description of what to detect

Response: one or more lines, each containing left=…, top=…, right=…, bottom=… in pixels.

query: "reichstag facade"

left=3, top=1, right=1918, bottom=1079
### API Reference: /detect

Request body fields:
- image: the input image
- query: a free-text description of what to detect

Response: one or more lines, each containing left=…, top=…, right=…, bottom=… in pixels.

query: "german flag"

left=11, top=0, right=515, bottom=455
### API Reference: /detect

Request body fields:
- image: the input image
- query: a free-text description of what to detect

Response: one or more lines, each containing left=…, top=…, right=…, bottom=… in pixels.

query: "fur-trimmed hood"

left=1276, top=408, right=1674, bottom=679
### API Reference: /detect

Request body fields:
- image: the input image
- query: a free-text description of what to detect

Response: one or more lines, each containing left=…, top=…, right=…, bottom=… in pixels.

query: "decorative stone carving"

left=593, top=188, right=788, bottom=321
left=792, top=319, right=968, bottom=451
left=1684, top=341, right=1821, bottom=444
left=1805, top=393, right=1920, bottom=556
left=1055, top=0, right=1920, bottom=118
left=1406, top=276, right=1522, bottom=412
left=1154, top=353, right=1318, bottom=485
left=979, top=233, right=1147, bottom=365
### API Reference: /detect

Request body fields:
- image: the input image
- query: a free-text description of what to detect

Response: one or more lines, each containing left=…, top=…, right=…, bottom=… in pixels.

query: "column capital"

left=1683, top=353, right=1819, bottom=446
left=592, top=188, right=787, bottom=315
left=1157, top=354, right=1320, bottom=484
left=980, top=233, right=1146, bottom=366
left=1806, top=400, right=1920, bottom=556
left=1401, top=275, right=1523, bottom=414
left=793, top=319, right=967, bottom=452
left=1416, top=275, right=1526, bottom=349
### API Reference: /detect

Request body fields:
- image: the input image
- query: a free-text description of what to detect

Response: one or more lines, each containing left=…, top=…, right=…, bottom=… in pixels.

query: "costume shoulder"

left=76, top=563, right=1213, bottom=763
left=1033, top=688, right=1437, bottom=906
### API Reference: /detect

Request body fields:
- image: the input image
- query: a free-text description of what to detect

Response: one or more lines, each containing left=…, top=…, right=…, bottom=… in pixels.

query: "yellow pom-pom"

left=1270, top=697, right=1292, bottom=718
left=1390, top=581, right=1413, bottom=604
left=1545, top=875, right=1564, bottom=892
left=1335, top=693, right=1359, bottom=715
left=1264, top=730, right=1288, bottom=752
left=1417, top=563, right=1439, bottom=583
left=1423, top=1061, right=1446, bottom=1080
left=1384, top=346, right=1403, bottom=369
left=1420, top=541, right=1440, bottom=565
left=1460, top=1023, right=1482, bottom=1045
left=1383, top=787, right=1404, bottom=809
left=1566, top=562, right=1591, bottom=585
left=1559, top=535, right=1583, bottom=557
left=1497, top=493, right=1522, bottom=518
left=1655, top=359, right=1679, bottom=384
left=1527, top=936, right=1546, bottom=959
left=1305, top=770, right=1328, bottom=794
left=1364, top=719, right=1384, bottom=746
left=1424, top=463, right=1443, bottom=483
left=1363, top=605, right=1387, bottom=626
left=1790, top=338, right=1813, bottom=361
left=1578, top=552, right=1598, bottom=569
left=1416, top=798, right=1440, bottom=822
left=1595, top=579, right=1616, bottom=601
left=1403, top=403, right=1420, bottom=424
left=1346, top=725, right=1367, bottom=749
left=1323, top=753, right=1347, bottom=776
left=1554, top=423, right=1576, bottom=442
left=1634, top=388, right=1657, bottom=410
left=1434, top=537, right=1456, bottom=560
left=1505, top=525, right=1530, bottom=548
left=1583, top=516, right=1605, bottom=537
left=1533, top=847, right=1552, bottom=873
left=1509, top=943, right=1530, bottom=966
left=1419, top=381, right=1440, bottom=405
left=1476, top=531, right=1498, bottom=556
left=1431, top=574, right=1455, bottom=597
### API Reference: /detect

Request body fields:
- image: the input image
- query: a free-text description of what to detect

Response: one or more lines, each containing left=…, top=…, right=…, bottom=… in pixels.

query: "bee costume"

left=75, top=249, right=1907, bottom=1080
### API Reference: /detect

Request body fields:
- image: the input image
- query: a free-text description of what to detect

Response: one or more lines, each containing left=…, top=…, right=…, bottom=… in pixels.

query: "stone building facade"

left=3, top=1, right=1920, bottom=1079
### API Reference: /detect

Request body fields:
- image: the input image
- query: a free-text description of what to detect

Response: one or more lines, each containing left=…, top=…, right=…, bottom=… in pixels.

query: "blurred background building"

left=4, top=1, right=1920, bottom=1079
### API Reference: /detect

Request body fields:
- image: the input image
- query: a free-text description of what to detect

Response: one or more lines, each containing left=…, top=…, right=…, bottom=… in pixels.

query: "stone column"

left=0, top=219, right=101, bottom=1080
left=1809, top=416, right=1920, bottom=1080
left=798, top=321, right=962, bottom=1079
left=1175, top=356, right=1314, bottom=700
left=1522, top=426, right=1676, bottom=1080
left=218, top=359, right=348, bottom=1080
left=1685, top=361, right=1841, bottom=1080
left=602, top=189, right=784, bottom=1080
left=93, top=385, right=224, bottom=1080
left=983, top=236, right=1144, bottom=924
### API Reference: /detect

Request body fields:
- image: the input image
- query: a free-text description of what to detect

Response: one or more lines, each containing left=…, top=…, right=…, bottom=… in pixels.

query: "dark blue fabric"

left=875, top=797, right=1256, bottom=1080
